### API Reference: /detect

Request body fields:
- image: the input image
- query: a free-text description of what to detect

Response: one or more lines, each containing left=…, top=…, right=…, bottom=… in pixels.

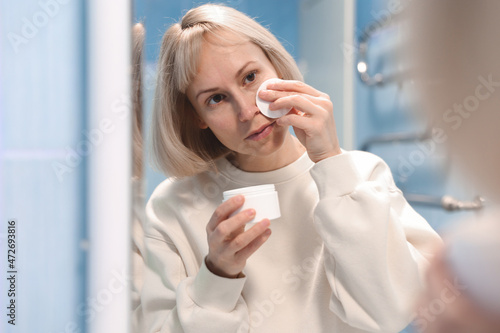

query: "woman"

left=138, top=4, right=441, bottom=332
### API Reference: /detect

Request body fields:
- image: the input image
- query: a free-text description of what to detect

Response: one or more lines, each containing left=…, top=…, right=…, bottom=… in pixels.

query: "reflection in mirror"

left=130, top=21, right=146, bottom=330
left=130, top=2, right=442, bottom=333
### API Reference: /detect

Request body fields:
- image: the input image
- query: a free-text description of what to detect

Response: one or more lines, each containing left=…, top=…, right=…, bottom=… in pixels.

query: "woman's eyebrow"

left=196, top=87, right=218, bottom=101
left=235, top=60, right=256, bottom=79
left=195, top=61, right=257, bottom=101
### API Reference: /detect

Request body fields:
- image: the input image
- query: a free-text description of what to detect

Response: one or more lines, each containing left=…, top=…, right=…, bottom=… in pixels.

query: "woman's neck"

left=228, top=134, right=306, bottom=172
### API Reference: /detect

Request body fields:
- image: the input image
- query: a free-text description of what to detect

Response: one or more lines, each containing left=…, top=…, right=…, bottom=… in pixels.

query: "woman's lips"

left=246, top=122, right=275, bottom=141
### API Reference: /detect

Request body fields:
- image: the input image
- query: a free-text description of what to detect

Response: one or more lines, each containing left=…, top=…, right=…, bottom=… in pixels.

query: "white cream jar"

left=222, top=184, right=281, bottom=224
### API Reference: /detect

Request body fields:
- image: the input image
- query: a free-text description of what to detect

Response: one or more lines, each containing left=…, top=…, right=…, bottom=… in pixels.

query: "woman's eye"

left=244, top=72, right=256, bottom=84
left=208, top=94, right=225, bottom=106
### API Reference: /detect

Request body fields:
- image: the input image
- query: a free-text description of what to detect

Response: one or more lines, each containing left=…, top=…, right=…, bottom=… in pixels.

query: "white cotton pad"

left=256, top=78, right=292, bottom=118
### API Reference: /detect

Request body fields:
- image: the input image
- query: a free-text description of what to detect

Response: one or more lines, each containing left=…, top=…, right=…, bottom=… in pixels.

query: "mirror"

left=129, top=1, right=480, bottom=332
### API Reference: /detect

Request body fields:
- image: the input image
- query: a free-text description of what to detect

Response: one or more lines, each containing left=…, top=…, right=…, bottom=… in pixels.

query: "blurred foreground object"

left=407, top=1, right=500, bottom=332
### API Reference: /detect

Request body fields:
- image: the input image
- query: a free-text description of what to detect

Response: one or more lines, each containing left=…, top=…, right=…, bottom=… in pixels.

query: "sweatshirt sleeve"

left=309, top=151, right=442, bottom=332
left=138, top=191, right=250, bottom=333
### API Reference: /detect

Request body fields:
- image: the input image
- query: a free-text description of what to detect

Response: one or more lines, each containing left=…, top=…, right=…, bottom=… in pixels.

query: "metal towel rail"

left=359, top=131, right=484, bottom=212
left=356, top=14, right=405, bottom=86
left=360, top=130, right=430, bottom=152
left=405, top=194, right=485, bottom=212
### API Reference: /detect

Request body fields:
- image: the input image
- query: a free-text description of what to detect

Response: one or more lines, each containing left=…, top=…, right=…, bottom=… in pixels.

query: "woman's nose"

left=236, top=91, right=260, bottom=122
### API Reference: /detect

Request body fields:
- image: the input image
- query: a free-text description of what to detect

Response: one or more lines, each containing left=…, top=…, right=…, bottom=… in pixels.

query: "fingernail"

left=247, top=209, right=255, bottom=216
left=261, top=219, right=270, bottom=227
left=235, top=195, right=243, bottom=203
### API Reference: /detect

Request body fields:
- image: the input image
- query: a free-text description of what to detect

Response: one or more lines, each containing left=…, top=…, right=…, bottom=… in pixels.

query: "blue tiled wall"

left=139, top=0, right=299, bottom=62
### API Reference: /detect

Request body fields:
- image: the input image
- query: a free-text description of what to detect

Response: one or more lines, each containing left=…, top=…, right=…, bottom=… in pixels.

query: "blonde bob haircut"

left=151, top=3, right=303, bottom=178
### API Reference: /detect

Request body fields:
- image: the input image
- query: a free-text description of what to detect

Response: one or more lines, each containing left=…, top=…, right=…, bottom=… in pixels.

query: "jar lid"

left=223, top=184, right=276, bottom=201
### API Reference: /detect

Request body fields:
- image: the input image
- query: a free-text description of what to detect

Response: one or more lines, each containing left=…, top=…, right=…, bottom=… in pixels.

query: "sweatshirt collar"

left=214, top=151, right=313, bottom=186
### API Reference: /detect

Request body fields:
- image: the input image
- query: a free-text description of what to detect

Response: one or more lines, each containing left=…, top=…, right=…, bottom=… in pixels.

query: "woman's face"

left=186, top=32, right=289, bottom=159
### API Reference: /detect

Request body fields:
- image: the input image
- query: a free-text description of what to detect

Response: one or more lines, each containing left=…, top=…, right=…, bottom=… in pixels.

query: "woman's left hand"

left=258, top=80, right=342, bottom=163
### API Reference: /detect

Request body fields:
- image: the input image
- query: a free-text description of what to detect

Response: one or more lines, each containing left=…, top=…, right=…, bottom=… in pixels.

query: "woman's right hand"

left=205, top=194, right=272, bottom=278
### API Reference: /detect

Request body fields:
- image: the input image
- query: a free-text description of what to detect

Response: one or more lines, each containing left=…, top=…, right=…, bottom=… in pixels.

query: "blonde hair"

left=132, top=22, right=145, bottom=180
left=150, top=3, right=303, bottom=178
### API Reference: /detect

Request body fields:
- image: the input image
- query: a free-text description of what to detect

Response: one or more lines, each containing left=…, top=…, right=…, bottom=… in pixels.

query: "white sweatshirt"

left=138, top=150, right=442, bottom=333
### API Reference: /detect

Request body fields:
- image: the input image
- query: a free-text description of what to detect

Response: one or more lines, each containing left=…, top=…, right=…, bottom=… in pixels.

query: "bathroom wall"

left=1, top=1, right=87, bottom=331
left=1, top=1, right=132, bottom=331
left=299, top=0, right=355, bottom=150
